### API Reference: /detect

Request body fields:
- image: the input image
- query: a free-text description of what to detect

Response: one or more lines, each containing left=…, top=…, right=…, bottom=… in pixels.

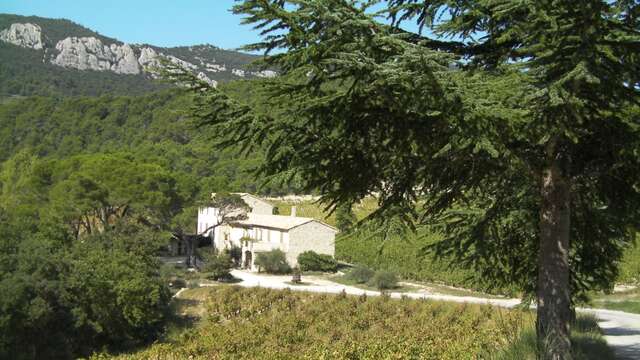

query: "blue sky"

left=1, top=0, right=261, bottom=50
left=1, top=1, right=434, bottom=51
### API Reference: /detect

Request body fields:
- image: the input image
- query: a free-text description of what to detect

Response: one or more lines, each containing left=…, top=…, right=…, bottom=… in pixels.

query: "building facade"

left=197, top=194, right=337, bottom=271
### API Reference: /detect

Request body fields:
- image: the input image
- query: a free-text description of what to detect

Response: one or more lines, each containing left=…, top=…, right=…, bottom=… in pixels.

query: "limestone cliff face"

left=197, top=72, right=218, bottom=87
left=52, top=37, right=140, bottom=74
left=138, top=47, right=160, bottom=69
left=0, top=20, right=274, bottom=85
left=0, top=23, right=44, bottom=50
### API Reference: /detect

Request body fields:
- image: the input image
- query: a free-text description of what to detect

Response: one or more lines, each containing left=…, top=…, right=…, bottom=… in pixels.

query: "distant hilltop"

left=0, top=14, right=275, bottom=97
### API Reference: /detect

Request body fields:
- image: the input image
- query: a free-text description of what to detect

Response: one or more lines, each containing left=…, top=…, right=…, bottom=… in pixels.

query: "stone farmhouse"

left=197, top=193, right=337, bottom=271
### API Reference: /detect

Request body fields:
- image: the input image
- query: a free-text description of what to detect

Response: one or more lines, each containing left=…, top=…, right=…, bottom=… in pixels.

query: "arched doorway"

left=243, top=251, right=252, bottom=270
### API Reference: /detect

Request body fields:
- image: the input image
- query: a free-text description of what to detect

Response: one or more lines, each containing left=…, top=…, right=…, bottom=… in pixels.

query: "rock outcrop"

left=138, top=46, right=160, bottom=69
left=0, top=23, right=44, bottom=50
left=205, top=63, right=226, bottom=72
left=166, top=55, right=197, bottom=70
left=254, top=70, right=277, bottom=78
left=232, top=69, right=246, bottom=77
left=0, top=21, right=274, bottom=85
left=52, top=37, right=140, bottom=74
left=197, top=72, right=218, bottom=87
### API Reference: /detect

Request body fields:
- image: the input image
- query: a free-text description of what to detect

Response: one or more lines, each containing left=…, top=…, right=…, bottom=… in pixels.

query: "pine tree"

left=171, top=1, right=640, bottom=358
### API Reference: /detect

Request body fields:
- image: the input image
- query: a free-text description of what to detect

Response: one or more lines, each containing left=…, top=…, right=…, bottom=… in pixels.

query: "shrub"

left=297, top=251, right=338, bottom=272
left=204, top=252, right=233, bottom=281
left=65, top=240, right=171, bottom=354
left=254, top=249, right=291, bottom=274
left=368, top=270, right=398, bottom=290
left=160, top=263, right=185, bottom=281
left=169, top=277, right=187, bottom=289
left=346, top=265, right=375, bottom=284
left=336, top=227, right=518, bottom=295
left=228, top=245, right=242, bottom=267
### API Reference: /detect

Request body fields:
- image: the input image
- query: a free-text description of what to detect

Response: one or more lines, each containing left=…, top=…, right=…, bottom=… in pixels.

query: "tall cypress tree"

left=173, top=1, right=640, bottom=358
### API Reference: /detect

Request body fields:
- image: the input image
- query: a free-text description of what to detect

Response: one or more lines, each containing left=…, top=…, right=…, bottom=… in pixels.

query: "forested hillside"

left=0, top=83, right=298, bottom=358
left=0, top=87, right=297, bottom=195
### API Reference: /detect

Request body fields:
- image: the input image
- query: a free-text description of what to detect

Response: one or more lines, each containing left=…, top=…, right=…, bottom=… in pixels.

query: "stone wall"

left=287, top=221, right=336, bottom=267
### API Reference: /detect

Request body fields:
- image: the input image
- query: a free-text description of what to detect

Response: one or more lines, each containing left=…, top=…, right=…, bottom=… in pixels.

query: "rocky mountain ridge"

left=0, top=22, right=44, bottom=49
left=0, top=14, right=274, bottom=90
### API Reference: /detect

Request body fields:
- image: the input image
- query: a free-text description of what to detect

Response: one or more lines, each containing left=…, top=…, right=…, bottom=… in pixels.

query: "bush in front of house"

left=204, top=251, right=233, bottom=281
left=254, top=249, right=291, bottom=274
left=228, top=245, right=242, bottom=267
left=368, top=270, right=398, bottom=290
left=346, top=265, right=375, bottom=284
left=297, top=251, right=338, bottom=272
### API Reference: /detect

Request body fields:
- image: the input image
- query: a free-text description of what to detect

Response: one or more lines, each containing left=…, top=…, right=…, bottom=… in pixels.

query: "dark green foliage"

left=204, top=251, right=234, bottom=281
left=64, top=229, right=171, bottom=353
left=0, top=217, right=171, bottom=359
left=0, top=150, right=182, bottom=359
left=254, top=249, right=291, bottom=274
left=169, top=278, right=187, bottom=289
left=178, top=2, right=640, bottom=355
left=297, top=250, right=338, bottom=272
left=228, top=245, right=243, bottom=267
left=346, top=265, right=375, bottom=284
left=368, top=271, right=399, bottom=290
left=196, top=0, right=640, bottom=297
left=335, top=203, right=356, bottom=233
left=336, top=227, right=517, bottom=295
left=0, top=232, right=73, bottom=359
left=0, top=89, right=300, bottom=195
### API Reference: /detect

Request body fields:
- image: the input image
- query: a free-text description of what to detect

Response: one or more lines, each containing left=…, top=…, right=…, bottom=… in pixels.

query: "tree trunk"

left=537, top=145, right=572, bottom=359
left=175, top=231, right=190, bottom=268
left=186, top=235, right=195, bottom=269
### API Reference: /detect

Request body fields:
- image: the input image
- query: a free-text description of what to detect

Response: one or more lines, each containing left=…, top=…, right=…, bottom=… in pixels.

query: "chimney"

left=290, top=206, right=297, bottom=217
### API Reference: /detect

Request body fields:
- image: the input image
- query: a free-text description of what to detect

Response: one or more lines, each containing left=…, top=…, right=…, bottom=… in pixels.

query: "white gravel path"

left=579, top=308, right=640, bottom=360
left=229, top=270, right=640, bottom=359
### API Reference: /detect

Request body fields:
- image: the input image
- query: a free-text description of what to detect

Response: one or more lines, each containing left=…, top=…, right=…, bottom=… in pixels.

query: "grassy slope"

left=272, top=198, right=640, bottom=295
left=618, top=238, right=640, bottom=285
left=270, top=197, right=378, bottom=226
left=590, top=287, right=640, bottom=314
left=270, top=198, right=503, bottom=293
left=98, top=286, right=612, bottom=360
left=587, top=236, right=640, bottom=313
